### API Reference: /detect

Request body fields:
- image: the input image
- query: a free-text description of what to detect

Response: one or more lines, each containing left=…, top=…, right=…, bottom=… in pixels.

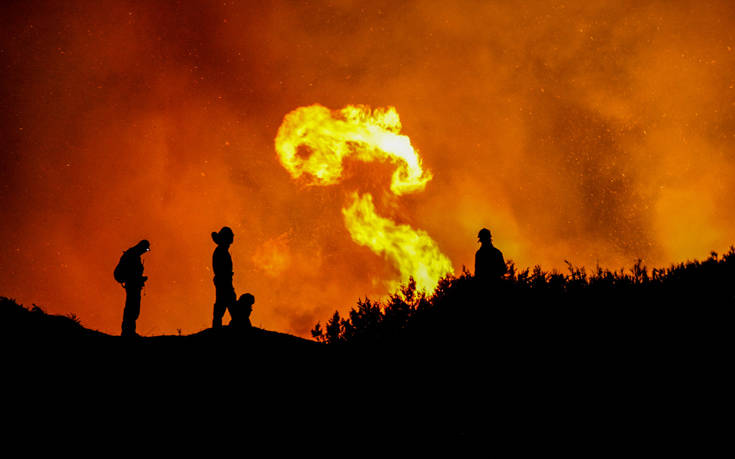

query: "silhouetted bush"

left=311, top=248, right=735, bottom=349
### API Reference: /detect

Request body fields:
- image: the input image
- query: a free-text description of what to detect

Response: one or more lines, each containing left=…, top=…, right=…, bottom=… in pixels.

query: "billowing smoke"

left=1, top=1, right=734, bottom=337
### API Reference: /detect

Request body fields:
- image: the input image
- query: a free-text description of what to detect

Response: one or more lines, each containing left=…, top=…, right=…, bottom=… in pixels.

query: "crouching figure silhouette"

left=230, top=293, right=254, bottom=329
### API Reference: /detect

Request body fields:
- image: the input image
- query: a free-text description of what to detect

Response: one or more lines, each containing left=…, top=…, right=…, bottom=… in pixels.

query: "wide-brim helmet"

left=212, top=226, right=234, bottom=245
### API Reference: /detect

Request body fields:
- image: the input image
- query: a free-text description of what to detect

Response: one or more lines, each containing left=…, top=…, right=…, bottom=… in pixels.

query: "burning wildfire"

left=275, top=104, right=453, bottom=292
left=275, top=104, right=431, bottom=195
left=4, top=1, right=735, bottom=339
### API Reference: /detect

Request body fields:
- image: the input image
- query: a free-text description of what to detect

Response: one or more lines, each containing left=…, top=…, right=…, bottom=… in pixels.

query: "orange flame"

left=275, top=104, right=431, bottom=195
left=343, top=192, right=453, bottom=292
left=275, top=104, right=453, bottom=293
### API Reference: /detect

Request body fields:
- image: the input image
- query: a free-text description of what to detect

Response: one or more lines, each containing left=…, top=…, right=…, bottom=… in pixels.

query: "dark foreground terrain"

left=3, top=252, right=732, bottom=448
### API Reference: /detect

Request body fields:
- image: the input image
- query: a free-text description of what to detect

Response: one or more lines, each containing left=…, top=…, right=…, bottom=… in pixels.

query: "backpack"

left=114, top=252, right=131, bottom=284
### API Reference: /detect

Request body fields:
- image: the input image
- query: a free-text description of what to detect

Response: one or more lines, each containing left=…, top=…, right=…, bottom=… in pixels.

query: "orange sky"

left=1, top=0, right=734, bottom=338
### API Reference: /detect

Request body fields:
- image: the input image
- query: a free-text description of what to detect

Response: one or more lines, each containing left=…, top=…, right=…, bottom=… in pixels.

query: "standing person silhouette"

left=475, top=228, right=506, bottom=283
left=115, top=239, right=150, bottom=337
left=211, top=226, right=236, bottom=328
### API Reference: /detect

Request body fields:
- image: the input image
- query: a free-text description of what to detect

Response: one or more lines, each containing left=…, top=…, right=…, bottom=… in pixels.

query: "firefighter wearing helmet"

left=475, top=228, right=506, bottom=282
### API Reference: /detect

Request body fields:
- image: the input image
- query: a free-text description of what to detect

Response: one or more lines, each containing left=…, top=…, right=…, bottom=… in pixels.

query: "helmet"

left=212, top=226, right=234, bottom=245
left=238, top=293, right=255, bottom=305
left=135, top=239, right=150, bottom=253
left=477, top=228, right=491, bottom=242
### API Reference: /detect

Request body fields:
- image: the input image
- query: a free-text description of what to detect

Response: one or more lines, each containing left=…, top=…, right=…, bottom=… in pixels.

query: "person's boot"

left=121, top=322, right=139, bottom=338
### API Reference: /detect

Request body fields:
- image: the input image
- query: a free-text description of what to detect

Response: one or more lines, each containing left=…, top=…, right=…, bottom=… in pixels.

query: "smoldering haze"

left=1, top=0, right=734, bottom=337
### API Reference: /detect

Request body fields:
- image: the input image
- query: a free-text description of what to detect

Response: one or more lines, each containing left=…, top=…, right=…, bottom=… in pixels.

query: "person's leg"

left=213, top=284, right=236, bottom=328
left=213, top=301, right=225, bottom=328
left=225, top=287, right=237, bottom=326
left=122, top=287, right=141, bottom=336
left=213, top=282, right=228, bottom=328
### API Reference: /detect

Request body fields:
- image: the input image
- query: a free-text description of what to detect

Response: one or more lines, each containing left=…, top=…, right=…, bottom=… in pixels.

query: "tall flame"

left=275, top=104, right=431, bottom=195
left=343, top=192, right=453, bottom=292
left=275, top=104, right=453, bottom=293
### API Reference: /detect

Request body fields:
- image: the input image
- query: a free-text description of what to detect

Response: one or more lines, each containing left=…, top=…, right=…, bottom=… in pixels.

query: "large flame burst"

left=275, top=104, right=453, bottom=293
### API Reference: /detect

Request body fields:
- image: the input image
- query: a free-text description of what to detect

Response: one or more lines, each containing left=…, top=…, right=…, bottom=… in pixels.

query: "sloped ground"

left=2, top=262, right=731, bottom=450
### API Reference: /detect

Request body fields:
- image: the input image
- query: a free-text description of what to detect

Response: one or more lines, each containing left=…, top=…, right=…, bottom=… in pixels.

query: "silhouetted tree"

left=311, top=322, right=324, bottom=342
left=324, top=311, right=343, bottom=345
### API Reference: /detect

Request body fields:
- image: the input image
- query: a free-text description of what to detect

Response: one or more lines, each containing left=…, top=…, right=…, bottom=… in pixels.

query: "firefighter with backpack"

left=114, top=239, right=150, bottom=337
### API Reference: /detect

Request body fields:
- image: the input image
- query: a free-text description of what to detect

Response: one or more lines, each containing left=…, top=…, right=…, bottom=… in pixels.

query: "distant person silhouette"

left=475, top=228, right=506, bottom=283
left=211, top=226, right=236, bottom=328
left=114, top=239, right=150, bottom=337
left=230, top=293, right=254, bottom=329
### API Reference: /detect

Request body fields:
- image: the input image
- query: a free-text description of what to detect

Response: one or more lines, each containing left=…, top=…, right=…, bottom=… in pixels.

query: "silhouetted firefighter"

left=211, top=226, right=236, bottom=328
left=475, top=228, right=506, bottom=285
left=114, top=239, right=150, bottom=337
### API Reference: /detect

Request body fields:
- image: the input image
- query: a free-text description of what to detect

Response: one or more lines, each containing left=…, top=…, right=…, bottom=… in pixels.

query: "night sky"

left=2, top=0, right=734, bottom=337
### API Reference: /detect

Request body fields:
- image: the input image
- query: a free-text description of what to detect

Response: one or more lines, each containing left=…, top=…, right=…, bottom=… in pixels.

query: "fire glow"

left=3, top=1, right=735, bottom=339
left=275, top=104, right=453, bottom=292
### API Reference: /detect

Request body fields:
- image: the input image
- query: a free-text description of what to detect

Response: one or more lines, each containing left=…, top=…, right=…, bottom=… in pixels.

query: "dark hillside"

left=3, top=251, right=732, bottom=446
left=2, top=295, right=342, bottom=439
left=1, top=296, right=321, bottom=365
left=304, top=250, right=733, bottom=445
